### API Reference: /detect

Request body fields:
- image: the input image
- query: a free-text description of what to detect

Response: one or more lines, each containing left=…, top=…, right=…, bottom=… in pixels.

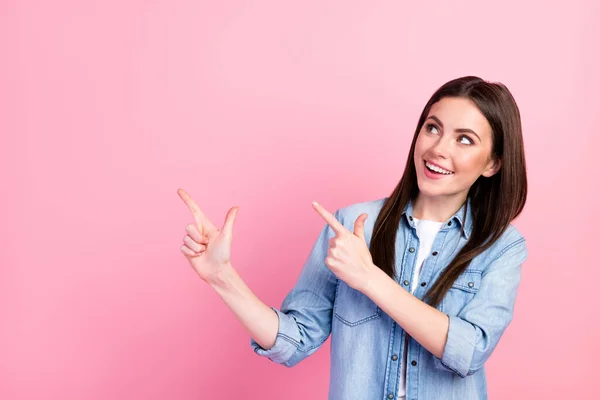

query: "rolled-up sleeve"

left=250, top=211, right=341, bottom=367
left=435, top=237, right=528, bottom=377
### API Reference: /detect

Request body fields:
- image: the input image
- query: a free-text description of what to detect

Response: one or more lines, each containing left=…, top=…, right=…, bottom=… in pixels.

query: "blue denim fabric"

left=251, top=198, right=527, bottom=400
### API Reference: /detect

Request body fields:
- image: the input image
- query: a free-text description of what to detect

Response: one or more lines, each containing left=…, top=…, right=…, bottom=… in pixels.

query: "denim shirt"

left=251, top=197, right=528, bottom=400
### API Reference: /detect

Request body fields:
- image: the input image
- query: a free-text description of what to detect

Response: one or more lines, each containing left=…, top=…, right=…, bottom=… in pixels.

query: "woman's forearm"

left=364, top=267, right=449, bottom=359
left=209, top=263, right=279, bottom=350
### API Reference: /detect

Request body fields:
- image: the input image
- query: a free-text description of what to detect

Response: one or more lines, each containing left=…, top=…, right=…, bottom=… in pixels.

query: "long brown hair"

left=370, top=76, right=527, bottom=308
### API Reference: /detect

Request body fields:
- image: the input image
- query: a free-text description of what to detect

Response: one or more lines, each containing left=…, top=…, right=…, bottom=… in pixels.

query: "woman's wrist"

left=360, top=262, right=388, bottom=297
left=207, top=262, right=237, bottom=291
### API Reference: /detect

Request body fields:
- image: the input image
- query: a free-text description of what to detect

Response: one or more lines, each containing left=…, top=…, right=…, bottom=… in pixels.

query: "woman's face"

left=413, top=97, right=500, bottom=202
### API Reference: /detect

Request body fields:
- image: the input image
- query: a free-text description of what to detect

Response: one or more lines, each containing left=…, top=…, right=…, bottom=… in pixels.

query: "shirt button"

left=411, top=360, right=417, bottom=366
left=391, top=354, right=398, bottom=361
left=409, top=216, right=413, bottom=221
left=468, top=281, right=474, bottom=288
left=409, top=247, right=415, bottom=253
left=432, top=251, right=438, bottom=256
left=388, top=394, right=394, bottom=399
left=403, top=280, right=409, bottom=286
left=447, top=221, right=452, bottom=226
left=420, top=282, right=427, bottom=287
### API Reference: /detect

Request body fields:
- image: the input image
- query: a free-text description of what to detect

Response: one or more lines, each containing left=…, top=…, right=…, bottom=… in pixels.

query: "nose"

left=430, top=135, right=451, bottom=159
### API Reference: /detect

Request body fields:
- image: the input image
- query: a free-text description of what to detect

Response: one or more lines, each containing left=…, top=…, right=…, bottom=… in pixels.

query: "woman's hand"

left=311, top=201, right=378, bottom=293
left=178, top=188, right=239, bottom=284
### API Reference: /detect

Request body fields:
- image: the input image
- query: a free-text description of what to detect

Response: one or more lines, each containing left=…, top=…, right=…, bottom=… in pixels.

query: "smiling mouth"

left=424, top=160, right=454, bottom=175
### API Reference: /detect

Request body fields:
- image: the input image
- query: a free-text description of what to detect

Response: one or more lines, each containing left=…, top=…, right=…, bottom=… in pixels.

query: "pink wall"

left=2, top=1, right=599, bottom=399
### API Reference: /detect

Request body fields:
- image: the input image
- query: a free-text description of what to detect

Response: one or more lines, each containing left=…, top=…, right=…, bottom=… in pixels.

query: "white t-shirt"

left=398, top=217, right=444, bottom=400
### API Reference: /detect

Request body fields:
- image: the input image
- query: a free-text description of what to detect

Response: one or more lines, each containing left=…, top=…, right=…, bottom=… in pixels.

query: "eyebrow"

left=426, top=115, right=481, bottom=142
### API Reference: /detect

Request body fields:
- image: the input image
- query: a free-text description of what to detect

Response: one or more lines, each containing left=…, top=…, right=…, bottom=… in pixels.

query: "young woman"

left=178, top=76, right=528, bottom=400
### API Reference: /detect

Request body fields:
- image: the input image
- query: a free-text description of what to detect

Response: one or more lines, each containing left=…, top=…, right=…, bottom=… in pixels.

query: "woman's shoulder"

left=492, top=224, right=527, bottom=252
left=334, top=197, right=387, bottom=226
left=474, top=223, right=528, bottom=270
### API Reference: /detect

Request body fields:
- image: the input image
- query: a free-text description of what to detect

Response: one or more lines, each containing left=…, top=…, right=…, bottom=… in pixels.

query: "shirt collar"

left=402, top=197, right=473, bottom=239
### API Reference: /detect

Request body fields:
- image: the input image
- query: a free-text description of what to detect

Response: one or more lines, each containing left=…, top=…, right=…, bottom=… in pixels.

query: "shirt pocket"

left=441, top=269, right=482, bottom=316
left=333, top=281, right=381, bottom=327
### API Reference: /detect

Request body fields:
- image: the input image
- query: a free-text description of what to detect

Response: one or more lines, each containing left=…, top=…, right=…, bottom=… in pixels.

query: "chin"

left=416, top=179, right=460, bottom=199
left=416, top=180, right=440, bottom=196
left=417, top=186, right=447, bottom=198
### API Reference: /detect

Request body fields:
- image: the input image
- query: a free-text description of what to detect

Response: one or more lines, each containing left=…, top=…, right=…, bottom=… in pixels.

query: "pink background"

left=2, top=1, right=599, bottom=399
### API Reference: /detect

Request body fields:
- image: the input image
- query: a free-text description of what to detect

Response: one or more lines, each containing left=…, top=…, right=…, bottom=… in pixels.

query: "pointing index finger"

left=312, top=201, right=346, bottom=236
left=178, top=188, right=207, bottom=225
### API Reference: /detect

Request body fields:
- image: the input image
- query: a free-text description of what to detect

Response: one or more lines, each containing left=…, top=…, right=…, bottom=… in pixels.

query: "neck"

left=412, top=193, right=467, bottom=222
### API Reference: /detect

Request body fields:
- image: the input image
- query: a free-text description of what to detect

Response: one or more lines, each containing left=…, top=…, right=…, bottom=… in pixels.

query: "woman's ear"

left=482, top=157, right=502, bottom=177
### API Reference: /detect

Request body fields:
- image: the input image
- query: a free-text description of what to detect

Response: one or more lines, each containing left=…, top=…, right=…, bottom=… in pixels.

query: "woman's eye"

left=426, top=124, right=439, bottom=134
left=459, top=135, right=474, bottom=145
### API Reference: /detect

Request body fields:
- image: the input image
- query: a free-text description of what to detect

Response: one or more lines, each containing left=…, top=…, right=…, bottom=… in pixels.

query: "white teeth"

left=426, top=162, right=453, bottom=175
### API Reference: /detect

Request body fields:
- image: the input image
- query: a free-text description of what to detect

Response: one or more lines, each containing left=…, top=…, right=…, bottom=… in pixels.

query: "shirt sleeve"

left=250, top=211, right=340, bottom=367
left=434, top=237, right=528, bottom=377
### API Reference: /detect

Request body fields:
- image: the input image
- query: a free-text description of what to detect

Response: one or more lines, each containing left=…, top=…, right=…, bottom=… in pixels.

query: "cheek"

left=413, top=134, right=427, bottom=158
left=453, top=153, right=488, bottom=175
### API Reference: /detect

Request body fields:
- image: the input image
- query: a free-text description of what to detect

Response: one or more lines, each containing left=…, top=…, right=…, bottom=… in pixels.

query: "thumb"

left=353, top=214, right=368, bottom=240
left=221, top=206, right=240, bottom=238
